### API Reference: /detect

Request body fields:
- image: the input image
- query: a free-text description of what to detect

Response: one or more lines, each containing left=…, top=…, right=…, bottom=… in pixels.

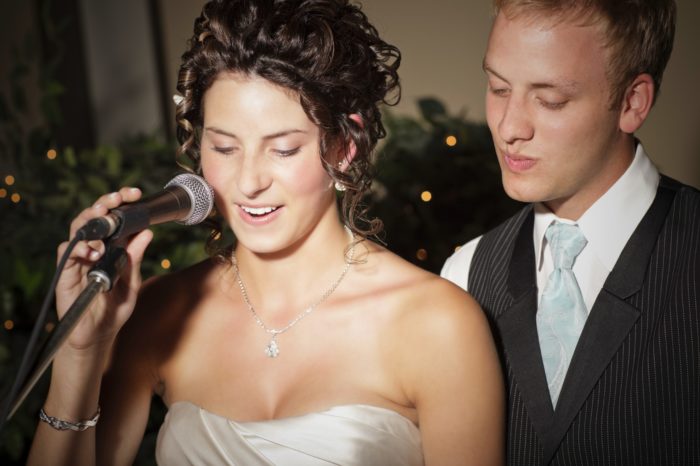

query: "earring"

left=335, top=161, right=347, bottom=192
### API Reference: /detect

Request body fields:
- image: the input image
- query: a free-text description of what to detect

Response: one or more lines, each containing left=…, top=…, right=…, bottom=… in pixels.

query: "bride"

left=28, top=0, right=504, bottom=464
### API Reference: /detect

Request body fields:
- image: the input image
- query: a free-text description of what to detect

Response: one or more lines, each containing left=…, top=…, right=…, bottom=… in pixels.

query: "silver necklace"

left=231, top=228, right=355, bottom=358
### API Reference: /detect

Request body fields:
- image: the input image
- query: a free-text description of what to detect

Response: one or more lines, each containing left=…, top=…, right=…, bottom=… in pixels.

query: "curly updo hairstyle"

left=175, top=0, right=401, bottom=254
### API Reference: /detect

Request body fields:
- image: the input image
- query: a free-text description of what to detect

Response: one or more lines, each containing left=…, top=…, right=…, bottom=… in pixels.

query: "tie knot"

left=545, top=222, right=587, bottom=269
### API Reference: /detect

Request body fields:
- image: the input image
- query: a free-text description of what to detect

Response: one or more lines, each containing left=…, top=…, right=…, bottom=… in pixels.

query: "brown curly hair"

left=174, top=0, right=401, bottom=254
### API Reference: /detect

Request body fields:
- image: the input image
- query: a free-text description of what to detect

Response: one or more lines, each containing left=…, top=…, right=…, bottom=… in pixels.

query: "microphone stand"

left=3, top=242, right=127, bottom=422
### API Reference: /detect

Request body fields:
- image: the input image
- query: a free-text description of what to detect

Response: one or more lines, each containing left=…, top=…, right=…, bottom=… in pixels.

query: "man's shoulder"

left=659, top=174, right=700, bottom=215
left=675, top=179, right=700, bottom=201
left=660, top=174, right=699, bottom=193
left=441, top=235, right=482, bottom=290
left=441, top=205, right=532, bottom=290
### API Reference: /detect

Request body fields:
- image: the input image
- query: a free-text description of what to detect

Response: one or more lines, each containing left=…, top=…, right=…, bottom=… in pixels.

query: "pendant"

left=265, top=338, right=280, bottom=358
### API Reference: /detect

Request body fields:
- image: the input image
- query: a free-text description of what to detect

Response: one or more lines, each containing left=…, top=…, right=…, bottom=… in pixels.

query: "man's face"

left=484, top=11, right=633, bottom=219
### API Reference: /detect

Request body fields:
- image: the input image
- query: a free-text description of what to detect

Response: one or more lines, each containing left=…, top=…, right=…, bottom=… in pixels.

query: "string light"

left=0, top=188, right=6, bottom=198
left=421, top=191, right=432, bottom=202
left=4, top=175, right=15, bottom=186
left=45, top=322, right=55, bottom=333
left=416, top=248, right=428, bottom=261
left=445, top=135, right=457, bottom=147
left=4, top=320, right=14, bottom=330
left=47, top=149, right=57, bottom=160
left=161, top=259, right=171, bottom=270
left=11, top=193, right=20, bottom=203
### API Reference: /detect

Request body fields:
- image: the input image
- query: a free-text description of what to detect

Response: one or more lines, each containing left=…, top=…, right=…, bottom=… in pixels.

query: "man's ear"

left=619, top=73, right=655, bottom=134
left=338, top=113, right=363, bottom=171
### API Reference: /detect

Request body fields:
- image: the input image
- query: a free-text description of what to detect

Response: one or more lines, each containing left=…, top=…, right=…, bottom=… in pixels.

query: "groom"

left=442, top=0, right=699, bottom=464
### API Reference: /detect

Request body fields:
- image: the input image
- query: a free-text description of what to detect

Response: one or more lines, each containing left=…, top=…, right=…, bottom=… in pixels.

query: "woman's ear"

left=338, top=113, right=363, bottom=171
left=619, top=73, right=654, bottom=134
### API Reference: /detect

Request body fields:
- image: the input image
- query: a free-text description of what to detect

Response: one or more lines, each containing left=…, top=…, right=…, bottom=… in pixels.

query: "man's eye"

left=538, top=99, right=568, bottom=110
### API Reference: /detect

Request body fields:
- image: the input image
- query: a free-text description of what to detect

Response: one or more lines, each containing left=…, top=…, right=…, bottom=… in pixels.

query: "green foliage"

left=0, top=136, right=212, bottom=463
left=370, top=98, right=522, bottom=273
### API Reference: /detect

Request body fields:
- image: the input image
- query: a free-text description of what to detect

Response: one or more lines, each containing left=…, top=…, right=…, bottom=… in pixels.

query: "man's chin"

left=501, top=178, right=545, bottom=204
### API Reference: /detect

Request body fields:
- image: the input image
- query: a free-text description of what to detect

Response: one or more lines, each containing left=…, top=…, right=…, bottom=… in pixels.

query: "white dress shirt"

left=441, top=144, right=660, bottom=312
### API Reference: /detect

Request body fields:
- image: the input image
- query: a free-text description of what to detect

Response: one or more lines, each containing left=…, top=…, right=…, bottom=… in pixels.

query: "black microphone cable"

left=0, top=232, right=84, bottom=439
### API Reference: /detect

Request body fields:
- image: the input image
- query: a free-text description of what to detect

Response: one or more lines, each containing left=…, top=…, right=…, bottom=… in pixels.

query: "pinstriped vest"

left=468, top=176, right=700, bottom=466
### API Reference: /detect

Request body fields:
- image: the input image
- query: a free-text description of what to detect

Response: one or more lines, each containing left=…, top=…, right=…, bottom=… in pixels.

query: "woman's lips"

left=237, top=204, right=283, bottom=225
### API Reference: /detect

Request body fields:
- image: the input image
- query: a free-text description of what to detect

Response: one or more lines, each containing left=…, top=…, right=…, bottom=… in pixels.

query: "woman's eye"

left=213, top=146, right=236, bottom=156
left=275, top=147, right=301, bottom=157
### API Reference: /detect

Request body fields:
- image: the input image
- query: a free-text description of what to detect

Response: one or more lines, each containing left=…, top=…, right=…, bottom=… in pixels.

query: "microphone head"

left=164, top=173, right=215, bottom=225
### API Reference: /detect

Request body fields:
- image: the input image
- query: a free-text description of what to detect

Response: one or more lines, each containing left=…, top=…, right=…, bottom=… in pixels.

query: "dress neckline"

left=167, top=400, right=418, bottom=429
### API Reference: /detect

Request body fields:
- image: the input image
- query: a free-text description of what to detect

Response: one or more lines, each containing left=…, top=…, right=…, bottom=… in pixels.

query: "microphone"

left=78, top=173, right=215, bottom=241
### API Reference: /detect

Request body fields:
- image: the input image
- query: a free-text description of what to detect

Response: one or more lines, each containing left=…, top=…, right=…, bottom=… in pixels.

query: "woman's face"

left=200, top=72, right=338, bottom=255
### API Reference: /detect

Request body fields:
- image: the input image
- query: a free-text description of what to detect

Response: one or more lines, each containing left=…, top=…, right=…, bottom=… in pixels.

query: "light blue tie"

left=537, top=222, right=588, bottom=407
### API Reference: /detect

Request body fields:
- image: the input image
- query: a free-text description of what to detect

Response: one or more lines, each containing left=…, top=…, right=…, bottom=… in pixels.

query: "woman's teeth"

left=242, top=206, right=277, bottom=216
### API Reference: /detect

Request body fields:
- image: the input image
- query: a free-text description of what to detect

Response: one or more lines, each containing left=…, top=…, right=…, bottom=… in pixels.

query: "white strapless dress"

left=155, top=401, right=423, bottom=465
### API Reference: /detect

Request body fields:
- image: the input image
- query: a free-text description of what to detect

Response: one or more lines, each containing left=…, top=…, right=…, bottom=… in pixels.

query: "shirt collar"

left=534, top=143, right=660, bottom=271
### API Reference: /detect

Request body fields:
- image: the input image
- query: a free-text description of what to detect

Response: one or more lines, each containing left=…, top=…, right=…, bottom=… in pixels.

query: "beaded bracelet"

left=39, top=406, right=101, bottom=431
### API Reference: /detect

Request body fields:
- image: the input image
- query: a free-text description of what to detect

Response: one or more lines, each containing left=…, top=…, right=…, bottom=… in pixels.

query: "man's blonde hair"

left=494, top=0, right=676, bottom=108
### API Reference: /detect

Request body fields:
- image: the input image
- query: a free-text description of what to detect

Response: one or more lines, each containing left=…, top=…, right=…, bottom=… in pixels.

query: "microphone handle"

left=111, top=186, right=191, bottom=239
left=78, top=185, right=193, bottom=241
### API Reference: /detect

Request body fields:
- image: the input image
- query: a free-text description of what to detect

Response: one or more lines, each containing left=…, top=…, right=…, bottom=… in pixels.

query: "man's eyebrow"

left=482, top=60, right=500, bottom=77
left=483, top=61, right=580, bottom=93
left=530, top=80, right=580, bottom=93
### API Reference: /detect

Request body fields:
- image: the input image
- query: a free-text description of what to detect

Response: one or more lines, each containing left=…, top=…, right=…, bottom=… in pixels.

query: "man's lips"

left=503, top=152, right=537, bottom=172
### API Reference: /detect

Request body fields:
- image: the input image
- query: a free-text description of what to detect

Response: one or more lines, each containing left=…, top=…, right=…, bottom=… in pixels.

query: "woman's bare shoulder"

left=397, top=275, right=487, bottom=343
left=361, top=243, right=493, bottom=370
left=116, top=257, right=224, bottom=353
left=360, top=241, right=483, bottom=322
left=365, top=251, right=504, bottom=465
left=137, top=257, right=223, bottom=312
